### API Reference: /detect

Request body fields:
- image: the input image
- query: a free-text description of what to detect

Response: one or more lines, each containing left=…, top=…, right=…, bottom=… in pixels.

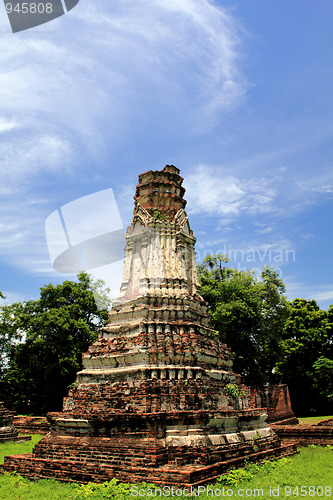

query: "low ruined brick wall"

left=272, top=424, right=333, bottom=446
left=249, top=385, right=298, bottom=424
left=13, top=416, right=50, bottom=435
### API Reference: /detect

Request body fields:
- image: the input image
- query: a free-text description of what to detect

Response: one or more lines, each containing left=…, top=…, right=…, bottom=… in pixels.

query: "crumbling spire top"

left=134, top=165, right=186, bottom=219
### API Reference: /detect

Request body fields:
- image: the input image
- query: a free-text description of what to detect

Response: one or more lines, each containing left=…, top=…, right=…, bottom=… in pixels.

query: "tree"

left=1, top=273, right=110, bottom=415
left=257, top=267, right=290, bottom=384
left=275, top=298, right=333, bottom=415
left=198, top=255, right=333, bottom=414
left=0, top=293, right=23, bottom=384
left=198, top=254, right=264, bottom=384
left=198, top=255, right=290, bottom=386
left=313, top=356, right=333, bottom=402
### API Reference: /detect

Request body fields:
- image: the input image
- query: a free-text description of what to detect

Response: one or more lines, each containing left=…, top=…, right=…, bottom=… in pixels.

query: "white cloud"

left=196, top=237, right=227, bottom=249
left=186, top=165, right=245, bottom=217
left=243, top=239, right=296, bottom=259
left=314, top=290, right=333, bottom=302
left=0, top=291, right=30, bottom=305
left=0, top=1, right=247, bottom=276
left=301, top=233, right=315, bottom=240
left=252, top=222, right=274, bottom=234
left=298, top=170, right=333, bottom=195
left=71, top=0, right=247, bottom=130
left=284, top=280, right=333, bottom=310
left=0, top=117, right=18, bottom=133
left=184, top=158, right=333, bottom=226
left=185, top=164, right=280, bottom=221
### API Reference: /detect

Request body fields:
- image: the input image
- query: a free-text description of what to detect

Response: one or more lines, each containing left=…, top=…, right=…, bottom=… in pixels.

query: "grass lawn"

left=298, top=415, right=333, bottom=425
left=0, top=434, right=43, bottom=465
left=0, top=437, right=332, bottom=499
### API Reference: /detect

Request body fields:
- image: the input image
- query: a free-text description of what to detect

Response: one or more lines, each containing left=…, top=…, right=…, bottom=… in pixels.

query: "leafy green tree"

left=198, top=256, right=333, bottom=414
left=275, top=298, right=332, bottom=415
left=198, top=255, right=290, bottom=386
left=313, top=356, right=333, bottom=402
left=257, top=267, right=290, bottom=384
left=0, top=293, right=23, bottom=383
left=198, top=254, right=263, bottom=384
left=1, top=273, right=110, bottom=415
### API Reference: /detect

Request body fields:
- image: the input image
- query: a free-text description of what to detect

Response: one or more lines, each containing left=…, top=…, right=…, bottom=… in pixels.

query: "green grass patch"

left=298, top=415, right=333, bottom=425
left=211, top=447, right=333, bottom=499
left=0, top=474, right=77, bottom=499
left=0, top=446, right=332, bottom=499
left=0, top=434, right=43, bottom=465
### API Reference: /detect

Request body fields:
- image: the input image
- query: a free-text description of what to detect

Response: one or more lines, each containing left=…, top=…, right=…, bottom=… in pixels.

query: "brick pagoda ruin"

left=0, top=402, right=21, bottom=442
left=3, top=165, right=296, bottom=485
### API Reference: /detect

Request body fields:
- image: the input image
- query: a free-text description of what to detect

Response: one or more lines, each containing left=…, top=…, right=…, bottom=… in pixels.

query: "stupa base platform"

left=2, top=429, right=297, bottom=486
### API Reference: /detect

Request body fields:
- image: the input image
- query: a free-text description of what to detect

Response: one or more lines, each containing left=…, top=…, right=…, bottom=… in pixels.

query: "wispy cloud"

left=185, top=162, right=333, bottom=225
left=0, top=117, right=18, bottom=133
left=297, top=169, right=333, bottom=195
left=0, top=291, right=30, bottom=305
left=0, top=0, right=247, bottom=179
left=185, top=164, right=279, bottom=221
left=284, top=280, right=333, bottom=310
left=0, top=1, right=246, bottom=276
left=186, top=165, right=245, bottom=218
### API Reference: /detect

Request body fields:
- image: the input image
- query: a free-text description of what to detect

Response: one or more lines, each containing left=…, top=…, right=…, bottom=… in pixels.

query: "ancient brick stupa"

left=0, top=402, right=20, bottom=442
left=3, top=165, right=296, bottom=485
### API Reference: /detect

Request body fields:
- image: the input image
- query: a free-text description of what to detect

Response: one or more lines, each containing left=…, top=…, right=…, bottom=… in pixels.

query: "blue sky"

left=0, top=0, right=332, bottom=309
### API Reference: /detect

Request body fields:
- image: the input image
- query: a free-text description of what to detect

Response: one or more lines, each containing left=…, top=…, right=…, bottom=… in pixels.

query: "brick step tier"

left=0, top=429, right=17, bottom=440
left=0, top=426, right=31, bottom=443
left=3, top=436, right=297, bottom=486
left=272, top=424, right=333, bottom=446
left=0, top=435, right=31, bottom=443
left=20, top=433, right=282, bottom=466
